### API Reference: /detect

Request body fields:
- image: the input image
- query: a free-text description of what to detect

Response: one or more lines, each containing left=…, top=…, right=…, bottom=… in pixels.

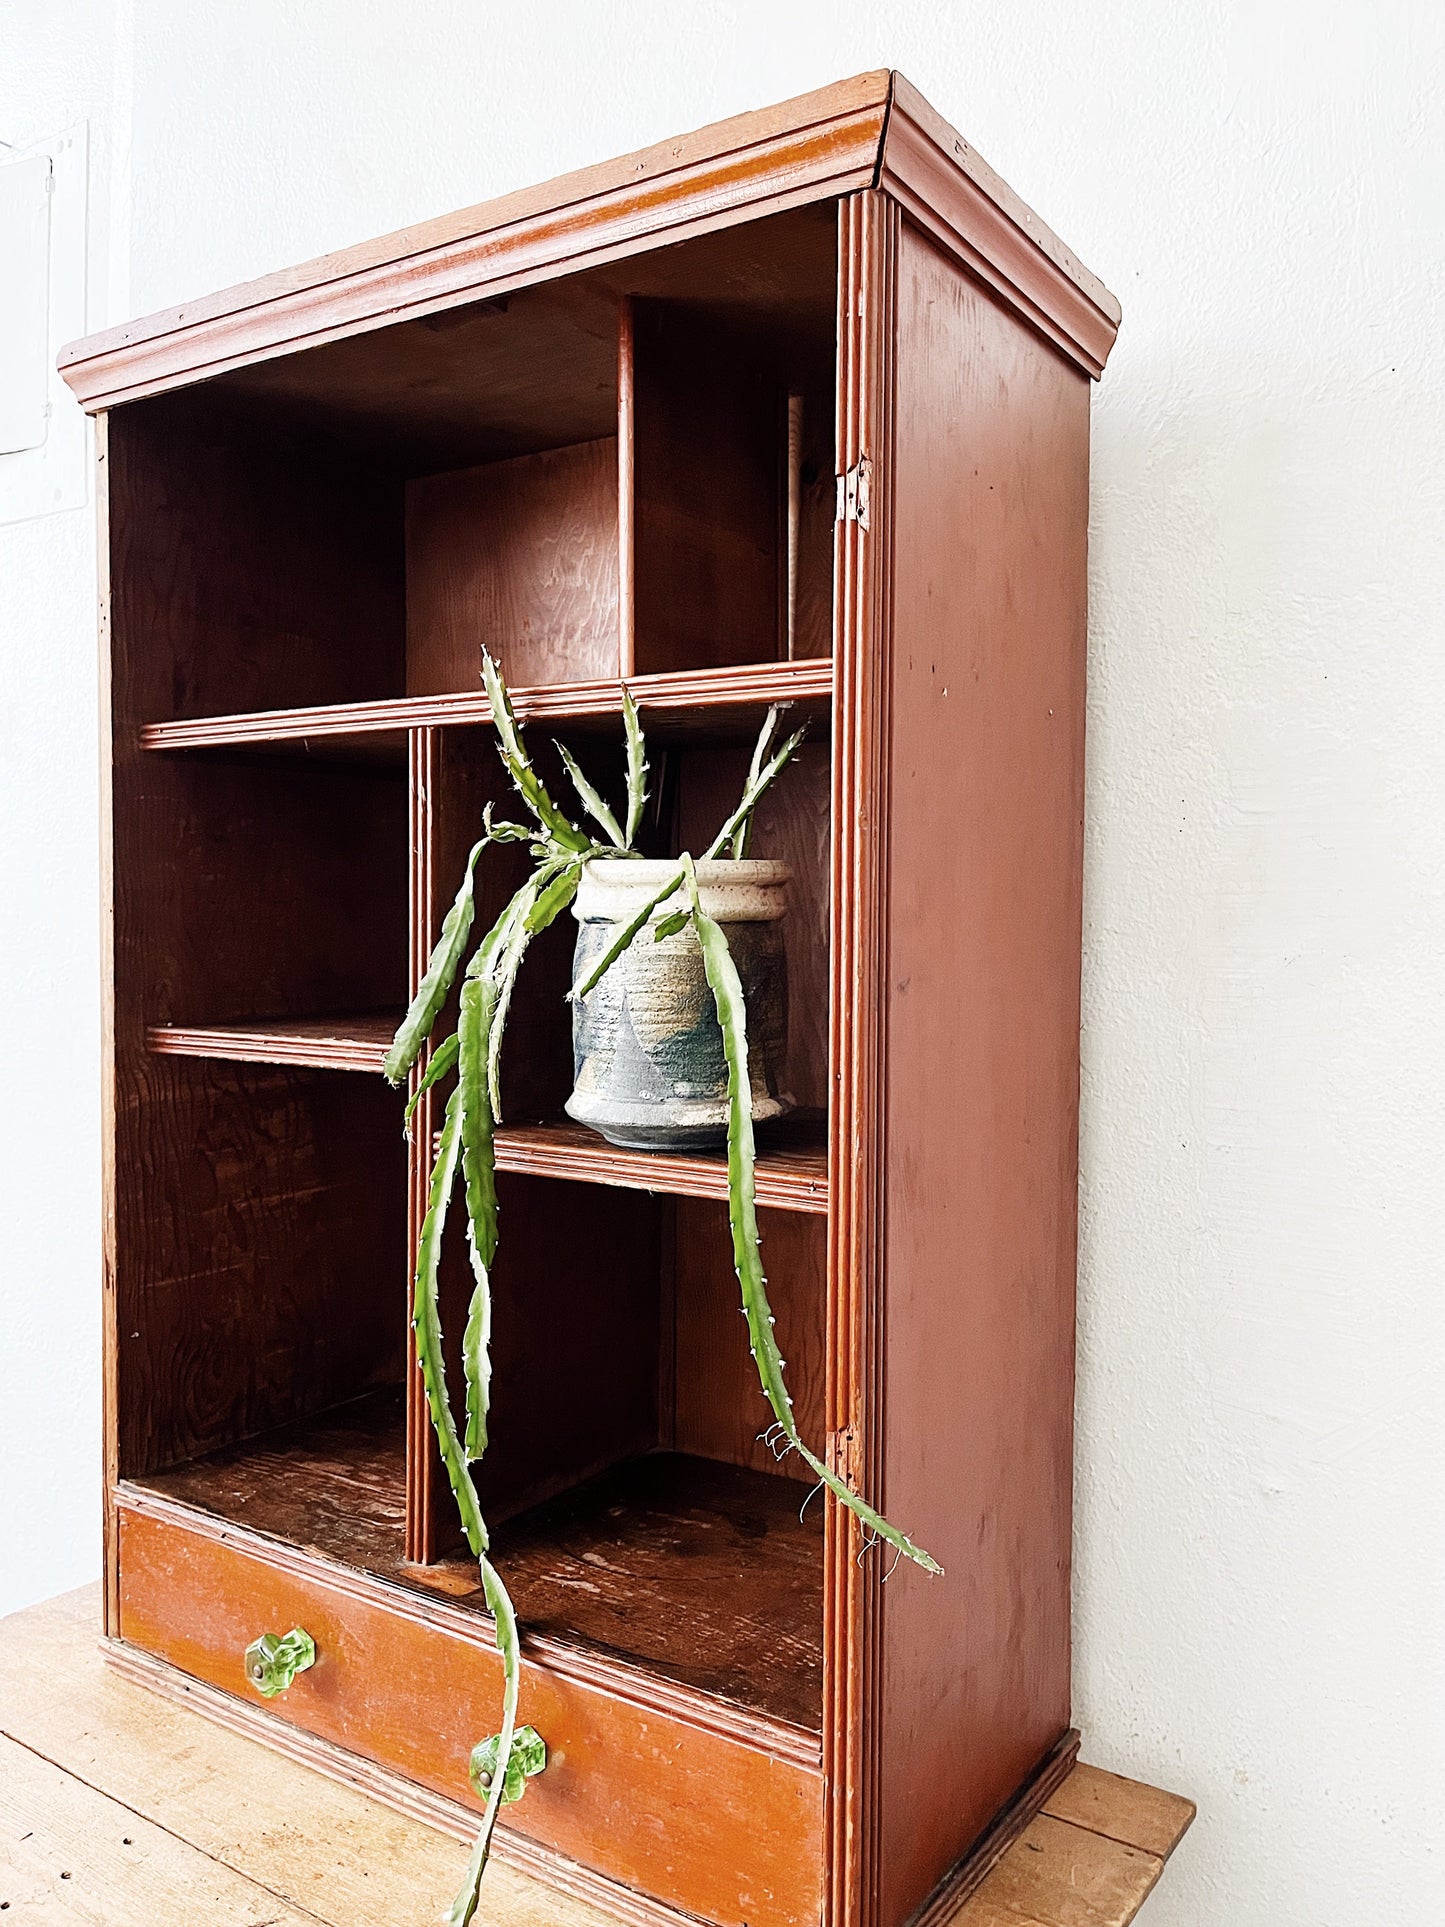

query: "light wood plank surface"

left=0, top=1587, right=1193, bottom=1925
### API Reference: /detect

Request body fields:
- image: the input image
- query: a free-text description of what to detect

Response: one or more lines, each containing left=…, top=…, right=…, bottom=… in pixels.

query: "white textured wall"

left=3, top=4, right=1441, bottom=1922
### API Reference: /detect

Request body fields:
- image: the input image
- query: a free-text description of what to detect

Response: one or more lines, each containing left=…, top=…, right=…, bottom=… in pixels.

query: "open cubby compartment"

left=421, top=710, right=832, bottom=1132
left=115, top=201, right=839, bottom=730
left=117, top=1064, right=408, bottom=1485
left=426, top=1175, right=827, bottom=1728
left=132, top=749, right=408, bottom=1042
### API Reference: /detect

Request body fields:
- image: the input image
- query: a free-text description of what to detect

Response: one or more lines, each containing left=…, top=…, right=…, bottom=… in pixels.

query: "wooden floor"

left=0, top=1586, right=1194, bottom=1925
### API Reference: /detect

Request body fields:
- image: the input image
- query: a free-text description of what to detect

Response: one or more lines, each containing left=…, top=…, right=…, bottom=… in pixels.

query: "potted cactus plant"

left=384, top=654, right=939, bottom=1925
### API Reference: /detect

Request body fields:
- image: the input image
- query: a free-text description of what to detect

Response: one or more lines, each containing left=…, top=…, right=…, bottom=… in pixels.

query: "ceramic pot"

left=566, top=858, right=791, bottom=1151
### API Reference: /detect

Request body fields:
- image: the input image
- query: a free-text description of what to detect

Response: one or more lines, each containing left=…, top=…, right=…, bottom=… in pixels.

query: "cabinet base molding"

left=906, top=1728, right=1082, bottom=1927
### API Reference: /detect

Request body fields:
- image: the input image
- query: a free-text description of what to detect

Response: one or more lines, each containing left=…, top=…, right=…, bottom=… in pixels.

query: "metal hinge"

left=836, top=456, right=871, bottom=530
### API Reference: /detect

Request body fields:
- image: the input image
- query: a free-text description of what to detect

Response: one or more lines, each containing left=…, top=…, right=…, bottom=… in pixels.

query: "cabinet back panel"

left=123, top=756, right=408, bottom=1026
left=406, top=438, right=620, bottom=694
left=633, top=304, right=784, bottom=674
left=450, top=1176, right=663, bottom=1529
left=115, top=1064, right=405, bottom=1475
left=109, top=394, right=404, bottom=721
left=671, top=1200, right=825, bottom=1479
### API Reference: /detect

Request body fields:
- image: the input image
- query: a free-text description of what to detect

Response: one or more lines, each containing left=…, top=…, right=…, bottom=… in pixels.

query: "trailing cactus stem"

left=704, top=725, right=806, bottom=861
left=731, top=705, right=782, bottom=858
left=412, top=1084, right=487, bottom=1561
left=447, top=1553, right=522, bottom=1927
left=457, top=976, right=499, bottom=1462
left=622, top=687, right=648, bottom=848
left=385, top=840, right=487, bottom=1085
left=404, top=1031, right=458, bottom=1133
left=680, top=857, right=942, bottom=1577
left=568, top=865, right=686, bottom=1001
left=556, top=740, right=626, bottom=849
left=482, top=651, right=590, bottom=854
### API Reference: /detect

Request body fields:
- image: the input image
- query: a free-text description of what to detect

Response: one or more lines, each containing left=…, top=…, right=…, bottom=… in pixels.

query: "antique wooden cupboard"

left=60, top=72, right=1120, bottom=1927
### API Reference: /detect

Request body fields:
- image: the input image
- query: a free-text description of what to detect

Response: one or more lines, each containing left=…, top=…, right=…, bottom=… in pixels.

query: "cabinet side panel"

left=876, top=221, right=1089, bottom=1922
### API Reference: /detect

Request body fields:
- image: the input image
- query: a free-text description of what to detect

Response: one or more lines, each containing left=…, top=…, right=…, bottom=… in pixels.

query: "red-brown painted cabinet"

left=62, top=71, right=1119, bottom=1927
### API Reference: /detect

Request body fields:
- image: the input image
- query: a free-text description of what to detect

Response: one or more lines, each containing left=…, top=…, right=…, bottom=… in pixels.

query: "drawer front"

left=117, top=1501, right=823, bottom=1927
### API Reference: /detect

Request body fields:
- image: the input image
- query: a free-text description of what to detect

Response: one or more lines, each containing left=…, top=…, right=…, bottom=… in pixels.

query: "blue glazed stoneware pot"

left=566, top=858, right=791, bottom=1151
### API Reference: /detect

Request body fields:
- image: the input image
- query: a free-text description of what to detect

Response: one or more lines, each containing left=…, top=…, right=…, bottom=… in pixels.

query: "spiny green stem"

left=731, top=705, right=782, bottom=859
left=404, top=1032, right=458, bottom=1133
left=680, top=855, right=942, bottom=1576
left=556, top=741, right=626, bottom=850
left=412, top=1084, right=487, bottom=1560
left=704, top=725, right=806, bottom=860
left=386, top=841, right=487, bottom=1086
left=567, top=865, right=686, bottom=1001
left=447, top=1553, right=521, bottom=1926
left=483, top=652, right=590, bottom=853
left=458, top=976, right=499, bottom=1462
left=622, top=687, right=648, bottom=849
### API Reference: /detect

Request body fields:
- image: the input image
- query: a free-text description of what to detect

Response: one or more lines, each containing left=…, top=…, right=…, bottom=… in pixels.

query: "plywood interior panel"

left=108, top=392, right=404, bottom=721
left=633, top=303, right=784, bottom=673
left=671, top=1201, right=826, bottom=1481
left=875, top=221, right=1090, bottom=1923
left=455, top=1175, right=663, bottom=1527
left=129, top=754, right=408, bottom=1027
left=115, top=1065, right=405, bottom=1477
left=405, top=438, right=620, bottom=695
left=192, top=204, right=838, bottom=478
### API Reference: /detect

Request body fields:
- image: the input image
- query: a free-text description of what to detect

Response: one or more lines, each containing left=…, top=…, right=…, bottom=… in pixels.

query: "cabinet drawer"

left=116, top=1495, right=823, bottom=1927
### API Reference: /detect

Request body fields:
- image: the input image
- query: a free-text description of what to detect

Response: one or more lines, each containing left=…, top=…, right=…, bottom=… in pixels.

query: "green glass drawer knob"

left=244, top=1627, right=317, bottom=1697
left=469, top=1724, right=547, bottom=1806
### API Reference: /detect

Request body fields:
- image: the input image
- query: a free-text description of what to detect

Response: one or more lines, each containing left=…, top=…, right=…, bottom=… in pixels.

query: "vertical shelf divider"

left=618, top=293, right=636, bottom=680
left=405, top=724, right=440, bottom=1565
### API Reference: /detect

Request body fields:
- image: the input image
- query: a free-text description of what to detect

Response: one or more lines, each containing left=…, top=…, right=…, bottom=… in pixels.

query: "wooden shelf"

left=140, top=657, right=833, bottom=756
left=492, top=1114, right=828, bottom=1214
left=147, top=1020, right=829, bottom=1210
left=130, top=1391, right=824, bottom=1737
left=147, top=1015, right=399, bottom=1074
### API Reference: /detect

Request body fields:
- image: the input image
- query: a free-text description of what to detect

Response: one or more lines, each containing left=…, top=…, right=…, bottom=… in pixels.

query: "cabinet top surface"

left=59, top=69, right=1120, bottom=409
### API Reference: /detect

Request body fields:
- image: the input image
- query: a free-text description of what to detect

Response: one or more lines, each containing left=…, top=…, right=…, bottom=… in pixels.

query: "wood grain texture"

left=1040, top=1764, right=1196, bottom=1863
left=127, top=1394, right=823, bottom=1729
left=673, top=1201, right=827, bottom=1483
left=113, top=1063, right=406, bottom=1476
left=0, top=1732, right=321, bottom=1927
left=116, top=1503, right=825, bottom=1927
left=618, top=296, right=637, bottom=676
left=907, top=1733, right=1080, bottom=1927
left=146, top=1013, right=400, bottom=1072
left=824, top=186, right=897, bottom=1927
left=949, top=1815, right=1166, bottom=1927
left=880, top=78, right=1120, bottom=380
left=463, top=1175, right=663, bottom=1526
left=406, top=438, right=620, bottom=694
left=871, top=221, right=1093, bottom=1924
left=210, top=277, right=621, bottom=474
left=108, top=390, right=404, bottom=722
left=0, top=1587, right=600, bottom=1927
left=491, top=1112, right=827, bottom=1212
left=633, top=303, right=787, bottom=672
